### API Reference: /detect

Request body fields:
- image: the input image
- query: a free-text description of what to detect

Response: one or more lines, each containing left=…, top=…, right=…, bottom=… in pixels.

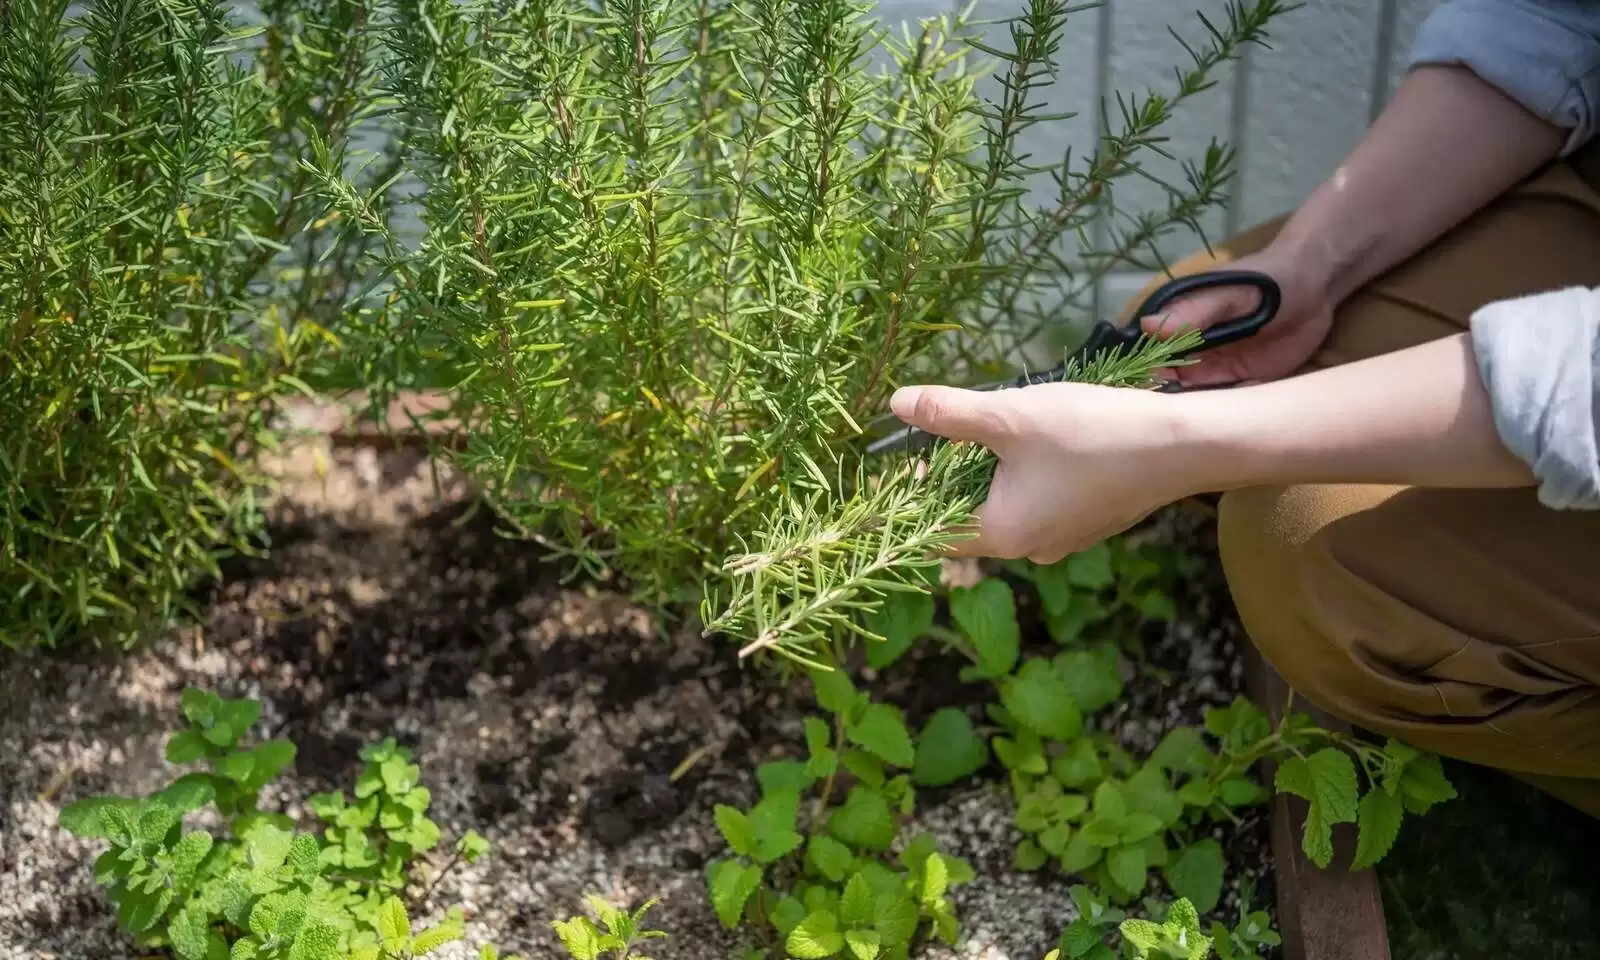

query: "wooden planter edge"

left=1242, top=645, right=1392, bottom=960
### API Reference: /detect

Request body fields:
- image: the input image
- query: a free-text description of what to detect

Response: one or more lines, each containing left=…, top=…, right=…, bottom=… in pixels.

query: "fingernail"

left=890, top=387, right=922, bottom=419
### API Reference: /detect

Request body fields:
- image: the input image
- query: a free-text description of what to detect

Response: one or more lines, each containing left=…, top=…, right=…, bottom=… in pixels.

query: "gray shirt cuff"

left=1407, top=0, right=1600, bottom=157
left=1470, top=287, right=1600, bottom=510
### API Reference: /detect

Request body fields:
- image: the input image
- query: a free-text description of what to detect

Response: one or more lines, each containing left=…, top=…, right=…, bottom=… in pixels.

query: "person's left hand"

left=889, top=380, right=1212, bottom=563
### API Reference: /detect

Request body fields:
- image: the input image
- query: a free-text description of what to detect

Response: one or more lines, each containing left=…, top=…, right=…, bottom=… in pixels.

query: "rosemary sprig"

left=708, top=329, right=1204, bottom=663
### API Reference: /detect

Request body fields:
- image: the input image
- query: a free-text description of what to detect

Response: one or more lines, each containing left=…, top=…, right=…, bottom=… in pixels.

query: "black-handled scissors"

left=865, top=268, right=1282, bottom=456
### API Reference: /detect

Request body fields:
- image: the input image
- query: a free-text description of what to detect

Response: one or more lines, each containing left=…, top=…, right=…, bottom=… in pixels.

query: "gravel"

left=0, top=440, right=1272, bottom=960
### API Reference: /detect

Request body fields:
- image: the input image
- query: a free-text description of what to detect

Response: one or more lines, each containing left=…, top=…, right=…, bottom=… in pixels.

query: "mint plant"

left=0, top=0, right=387, bottom=649
left=1046, top=893, right=1225, bottom=960
left=551, top=897, right=668, bottom=960
left=706, top=664, right=975, bottom=958
left=58, top=687, right=489, bottom=960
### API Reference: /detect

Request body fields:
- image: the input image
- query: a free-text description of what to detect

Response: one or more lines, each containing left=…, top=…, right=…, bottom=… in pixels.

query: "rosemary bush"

left=0, top=0, right=390, bottom=648
left=308, top=0, right=1291, bottom=642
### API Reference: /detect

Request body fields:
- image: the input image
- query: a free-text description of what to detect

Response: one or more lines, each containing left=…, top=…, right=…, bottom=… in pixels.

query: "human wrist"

left=1160, top=389, right=1273, bottom=495
left=1266, top=209, right=1366, bottom=306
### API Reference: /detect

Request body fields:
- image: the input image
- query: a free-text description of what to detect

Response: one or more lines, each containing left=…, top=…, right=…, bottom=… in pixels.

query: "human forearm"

left=1176, top=333, right=1536, bottom=493
left=1273, top=66, right=1564, bottom=304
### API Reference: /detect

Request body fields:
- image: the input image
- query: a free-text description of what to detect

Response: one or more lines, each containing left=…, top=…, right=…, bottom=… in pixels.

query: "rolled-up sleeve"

left=1407, top=0, right=1600, bottom=156
left=1470, top=288, right=1600, bottom=510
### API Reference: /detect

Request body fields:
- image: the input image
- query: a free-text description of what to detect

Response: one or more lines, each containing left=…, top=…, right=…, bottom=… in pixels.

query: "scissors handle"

left=1131, top=268, right=1281, bottom=353
left=864, top=269, right=1281, bottom=454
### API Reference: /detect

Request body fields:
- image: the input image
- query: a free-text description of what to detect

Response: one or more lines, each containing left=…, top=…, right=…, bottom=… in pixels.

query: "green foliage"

left=706, top=661, right=975, bottom=958
left=58, top=687, right=481, bottom=959
left=808, top=537, right=1455, bottom=957
left=704, top=0, right=1295, bottom=662
left=0, top=0, right=388, bottom=649
left=291, top=0, right=1288, bottom=641
left=551, top=897, right=667, bottom=960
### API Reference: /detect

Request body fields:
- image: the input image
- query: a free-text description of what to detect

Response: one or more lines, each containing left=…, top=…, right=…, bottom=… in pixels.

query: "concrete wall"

left=912, top=0, right=1443, bottom=323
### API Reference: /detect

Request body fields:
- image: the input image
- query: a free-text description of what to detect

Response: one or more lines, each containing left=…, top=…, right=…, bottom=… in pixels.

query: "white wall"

left=916, top=0, right=1443, bottom=324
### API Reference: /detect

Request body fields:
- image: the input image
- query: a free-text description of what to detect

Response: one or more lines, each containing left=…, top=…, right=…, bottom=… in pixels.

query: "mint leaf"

left=1051, top=738, right=1103, bottom=789
left=713, top=805, right=755, bottom=857
left=1106, top=844, right=1147, bottom=896
left=992, top=731, right=1048, bottom=775
left=773, top=897, right=808, bottom=938
left=249, top=740, right=296, bottom=785
left=1001, top=659, right=1082, bottom=741
left=706, top=860, right=762, bottom=929
left=828, top=787, right=896, bottom=853
left=1066, top=544, right=1114, bottom=589
left=217, top=699, right=262, bottom=740
left=1165, top=839, right=1225, bottom=915
left=810, top=666, right=858, bottom=715
left=166, top=730, right=211, bottom=765
left=1204, top=698, right=1272, bottom=754
left=552, top=916, right=602, bottom=960
left=747, top=791, right=803, bottom=863
left=1149, top=727, right=1211, bottom=776
left=1124, top=765, right=1184, bottom=827
left=845, top=929, right=882, bottom=960
left=1047, top=592, right=1107, bottom=645
left=1059, top=831, right=1103, bottom=873
left=949, top=578, right=1019, bottom=679
left=912, top=709, right=988, bottom=787
left=847, top=704, right=915, bottom=769
left=806, top=835, right=856, bottom=883
left=1351, top=787, right=1404, bottom=870
left=839, top=872, right=875, bottom=928
left=1397, top=753, right=1457, bottom=814
left=1275, top=748, right=1359, bottom=868
left=873, top=891, right=919, bottom=946
left=1014, top=839, right=1048, bottom=871
left=379, top=897, right=412, bottom=945
left=1052, top=644, right=1123, bottom=715
left=863, top=591, right=933, bottom=669
left=167, top=902, right=211, bottom=960
left=1030, top=557, right=1077, bottom=617
left=1218, top=777, right=1266, bottom=808
left=787, top=910, right=845, bottom=959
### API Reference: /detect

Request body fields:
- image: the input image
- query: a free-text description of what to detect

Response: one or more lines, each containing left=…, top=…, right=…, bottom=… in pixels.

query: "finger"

left=1139, top=285, right=1260, bottom=339
left=1169, top=350, right=1252, bottom=387
left=942, top=501, right=1034, bottom=561
left=890, top=385, right=1015, bottom=448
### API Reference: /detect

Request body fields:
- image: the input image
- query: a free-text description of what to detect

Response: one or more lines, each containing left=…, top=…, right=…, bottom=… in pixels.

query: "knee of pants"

left=1216, top=483, right=1398, bottom=728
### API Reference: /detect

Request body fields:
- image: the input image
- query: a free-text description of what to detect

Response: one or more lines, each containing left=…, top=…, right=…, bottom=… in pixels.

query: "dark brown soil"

left=0, top=441, right=1272, bottom=960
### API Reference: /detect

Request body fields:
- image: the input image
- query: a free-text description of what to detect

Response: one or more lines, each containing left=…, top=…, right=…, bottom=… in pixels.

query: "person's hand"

left=889, top=381, right=1207, bottom=563
left=1142, top=243, right=1338, bottom=386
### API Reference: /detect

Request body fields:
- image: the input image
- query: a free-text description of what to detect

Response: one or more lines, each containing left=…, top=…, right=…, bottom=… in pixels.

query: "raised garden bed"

left=0, top=413, right=1406, bottom=960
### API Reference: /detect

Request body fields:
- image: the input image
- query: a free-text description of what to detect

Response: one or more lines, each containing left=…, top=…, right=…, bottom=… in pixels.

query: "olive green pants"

left=1120, top=154, right=1600, bottom=817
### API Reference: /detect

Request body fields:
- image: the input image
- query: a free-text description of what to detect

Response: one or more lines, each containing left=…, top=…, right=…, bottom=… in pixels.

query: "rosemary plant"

left=305, top=0, right=1290, bottom=641
left=0, top=0, right=387, bottom=648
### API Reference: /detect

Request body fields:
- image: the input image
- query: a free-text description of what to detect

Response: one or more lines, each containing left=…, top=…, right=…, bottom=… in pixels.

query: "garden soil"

left=0, top=439, right=1272, bottom=960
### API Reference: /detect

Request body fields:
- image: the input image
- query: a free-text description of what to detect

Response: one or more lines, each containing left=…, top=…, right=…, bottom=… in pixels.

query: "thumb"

left=1139, top=284, right=1263, bottom=340
left=890, top=385, right=1014, bottom=447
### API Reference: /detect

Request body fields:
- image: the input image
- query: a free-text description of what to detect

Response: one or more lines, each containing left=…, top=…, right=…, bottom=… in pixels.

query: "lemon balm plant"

left=0, top=0, right=392, bottom=649
left=306, top=0, right=1291, bottom=636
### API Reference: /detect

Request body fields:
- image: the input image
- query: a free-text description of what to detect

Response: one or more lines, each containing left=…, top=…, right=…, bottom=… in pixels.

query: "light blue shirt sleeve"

left=1407, top=0, right=1600, bottom=156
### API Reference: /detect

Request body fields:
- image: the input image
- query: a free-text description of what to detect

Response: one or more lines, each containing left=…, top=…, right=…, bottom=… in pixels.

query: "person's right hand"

left=1140, top=243, right=1338, bottom=387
